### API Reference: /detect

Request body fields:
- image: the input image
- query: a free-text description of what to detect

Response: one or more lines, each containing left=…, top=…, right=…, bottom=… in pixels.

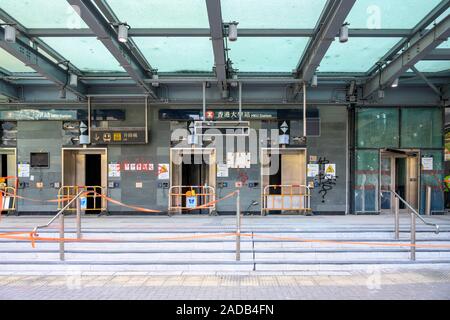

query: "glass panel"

left=318, top=38, right=401, bottom=72
left=356, top=108, right=399, bottom=148
left=0, top=48, right=34, bottom=72
left=105, top=0, right=209, bottom=28
left=401, top=108, right=443, bottom=148
left=221, top=0, right=327, bottom=28
left=40, top=38, right=122, bottom=72
left=133, top=37, right=214, bottom=72
left=420, top=150, right=445, bottom=214
left=227, top=37, right=309, bottom=72
left=355, top=150, right=379, bottom=213
left=414, top=61, right=450, bottom=73
left=0, top=0, right=87, bottom=28
left=346, top=0, right=442, bottom=29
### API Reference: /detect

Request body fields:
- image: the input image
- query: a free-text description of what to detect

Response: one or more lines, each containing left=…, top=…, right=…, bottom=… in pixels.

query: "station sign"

left=0, top=109, right=125, bottom=121
left=91, top=127, right=147, bottom=144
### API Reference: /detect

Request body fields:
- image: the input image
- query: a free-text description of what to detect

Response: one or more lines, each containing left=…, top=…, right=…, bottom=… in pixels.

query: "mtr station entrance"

left=380, top=149, right=420, bottom=214
left=170, top=148, right=217, bottom=215
left=62, top=148, right=107, bottom=213
left=261, top=148, right=309, bottom=215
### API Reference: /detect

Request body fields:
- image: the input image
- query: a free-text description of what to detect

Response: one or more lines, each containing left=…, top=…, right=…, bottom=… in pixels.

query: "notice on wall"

left=158, top=163, right=170, bottom=180
left=324, top=163, right=336, bottom=178
left=108, top=163, right=121, bottom=178
left=217, top=163, right=229, bottom=178
left=17, top=163, right=30, bottom=178
left=307, top=164, right=319, bottom=178
left=421, top=157, right=433, bottom=171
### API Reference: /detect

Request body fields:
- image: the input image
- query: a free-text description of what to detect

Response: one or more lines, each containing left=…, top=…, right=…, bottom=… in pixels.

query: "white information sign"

left=18, top=163, right=30, bottom=178
left=421, top=157, right=433, bottom=171
left=186, top=196, right=197, bottom=209
left=307, top=164, right=319, bottom=177
left=217, top=163, right=229, bottom=177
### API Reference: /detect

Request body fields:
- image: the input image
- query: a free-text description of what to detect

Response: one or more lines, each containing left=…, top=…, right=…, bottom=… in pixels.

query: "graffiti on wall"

left=315, top=157, right=339, bottom=203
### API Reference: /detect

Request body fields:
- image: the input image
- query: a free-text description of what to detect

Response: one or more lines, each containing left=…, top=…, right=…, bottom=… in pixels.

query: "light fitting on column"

left=227, top=21, right=239, bottom=41
left=391, top=78, right=399, bottom=88
left=151, top=74, right=159, bottom=87
left=339, top=23, right=349, bottom=43
left=311, top=74, right=318, bottom=87
left=69, top=73, right=78, bottom=86
left=118, top=23, right=130, bottom=43
left=59, top=88, right=66, bottom=99
left=4, top=24, right=16, bottom=43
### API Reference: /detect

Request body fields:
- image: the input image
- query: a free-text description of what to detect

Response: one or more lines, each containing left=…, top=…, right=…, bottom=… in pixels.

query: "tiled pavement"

left=0, top=269, right=449, bottom=300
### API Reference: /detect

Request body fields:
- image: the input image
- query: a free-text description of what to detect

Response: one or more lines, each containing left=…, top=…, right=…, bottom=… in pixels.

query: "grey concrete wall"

left=10, top=104, right=348, bottom=214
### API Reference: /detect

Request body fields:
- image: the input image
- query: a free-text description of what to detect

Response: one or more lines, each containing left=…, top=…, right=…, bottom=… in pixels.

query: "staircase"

left=1, top=217, right=450, bottom=272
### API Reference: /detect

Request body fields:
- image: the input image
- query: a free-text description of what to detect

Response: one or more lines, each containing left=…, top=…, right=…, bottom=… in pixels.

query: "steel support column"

left=206, top=0, right=228, bottom=92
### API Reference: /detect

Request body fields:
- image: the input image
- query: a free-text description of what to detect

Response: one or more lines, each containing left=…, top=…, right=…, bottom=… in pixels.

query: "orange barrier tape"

left=1, top=229, right=450, bottom=250
left=0, top=190, right=72, bottom=203
left=96, top=192, right=161, bottom=213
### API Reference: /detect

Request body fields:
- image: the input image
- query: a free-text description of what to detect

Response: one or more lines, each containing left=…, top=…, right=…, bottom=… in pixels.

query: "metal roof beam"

left=363, top=15, right=450, bottom=99
left=0, top=79, right=19, bottom=100
left=25, top=28, right=416, bottom=38
left=205, top=0, right=228, bottom=91
left=0, top=27, right=87, bottom=98
left=423, top=48, right=450, bottom=60
left=366, top=0, right=450, bottom=75
left=296, top=0, right=356, bottom=82
left=66, top=0, right=157, bottom=98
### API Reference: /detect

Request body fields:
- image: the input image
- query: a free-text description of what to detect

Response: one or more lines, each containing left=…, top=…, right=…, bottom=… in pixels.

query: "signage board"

left=91, top=127, right=147, bottom=145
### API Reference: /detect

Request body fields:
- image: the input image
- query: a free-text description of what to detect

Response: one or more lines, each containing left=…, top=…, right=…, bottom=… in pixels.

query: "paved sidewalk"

left=1, top=268, right=449, bottom=300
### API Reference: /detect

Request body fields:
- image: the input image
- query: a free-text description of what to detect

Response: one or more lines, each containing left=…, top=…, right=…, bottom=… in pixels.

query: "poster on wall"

left=217, top=163, right=229, bottom=177
left=17, top=163, right=30, bottom=178
left=108, top=163, right=121, bottom=177
left=324, top=164, right=336, bottom=178
left=158, top=163, right=170, bottom=180
left=307, top=164, right=319, bottom=178
left=421, top=157, right=434, bottom=171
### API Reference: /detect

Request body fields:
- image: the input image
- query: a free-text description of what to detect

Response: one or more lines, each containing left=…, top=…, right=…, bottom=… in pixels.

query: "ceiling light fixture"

left=3, top=24, right=16, bottom=43
left=311, top=74, right=318, bottom=87
left=339, top=23, right=349, bottom=43
left=391, top=78, right=399, bottom=88
left=228, top=21, right=238, bottom=41
left=118, top=23, right=130, bottom=43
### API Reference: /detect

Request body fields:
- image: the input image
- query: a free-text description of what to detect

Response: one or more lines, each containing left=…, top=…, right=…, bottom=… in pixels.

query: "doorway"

left=380, top=149, right=419, bottom=213
left=261, top=148, right=307, bottom=214
left=0, top=148, right=16, bottom=180
left=62, top=148, right=107, bottom=213
left=170, top=148, right=216, bottom=214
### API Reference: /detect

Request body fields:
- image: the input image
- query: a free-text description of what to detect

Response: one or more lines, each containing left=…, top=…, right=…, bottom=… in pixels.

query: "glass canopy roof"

left=41, top=38, right=123, bottom=72
left=0, top=0, right=87, bottom=28
left=133, top=37, right=214, bottom=73
left=346, top=0, right=442, bottom=29
left=221, top=0, right=327, bottom=28
left=227, top=37, right=309, bottom=72
left=318, top=38, right=402, bottom=73
left=0, top=48, right=34, bottom=72
left=0, top=0, right=448, bottom=79
left=106, top=0, right=210, bottom=28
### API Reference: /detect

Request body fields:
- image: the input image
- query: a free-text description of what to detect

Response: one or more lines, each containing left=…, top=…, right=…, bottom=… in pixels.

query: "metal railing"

left=262, top=184, right=311, bottom=215
left=33, top=191, right=84, bottom=261
left=0, top=186, right=17, bottom=211
left=384, top=190, right=440, bottom=261
left=169, top=185, right=216, bottom=213
left=57, top=186, right=106, bottom=212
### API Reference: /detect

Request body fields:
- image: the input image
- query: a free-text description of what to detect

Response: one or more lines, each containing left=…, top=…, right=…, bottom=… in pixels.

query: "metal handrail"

left=32, top=191, right=84, bottom=235
left=382, top=189, right=440, bottom=261
left=384, top=190, right=439, bottom=234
